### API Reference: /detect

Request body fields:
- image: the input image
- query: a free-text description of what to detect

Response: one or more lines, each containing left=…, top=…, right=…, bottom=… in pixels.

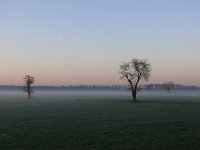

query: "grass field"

left=0, top=91, right=200, bottom=150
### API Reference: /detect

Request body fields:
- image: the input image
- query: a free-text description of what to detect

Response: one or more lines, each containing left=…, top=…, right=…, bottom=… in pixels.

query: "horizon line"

left=0, top=84, right=199, bottom=87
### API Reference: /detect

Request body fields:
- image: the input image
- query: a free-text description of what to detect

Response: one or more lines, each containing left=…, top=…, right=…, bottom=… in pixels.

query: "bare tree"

left=23, top=75, right=35, bottom=98
left=119, top=59, right=151, bottom=102
left=162, top=81, right=175, bottom=93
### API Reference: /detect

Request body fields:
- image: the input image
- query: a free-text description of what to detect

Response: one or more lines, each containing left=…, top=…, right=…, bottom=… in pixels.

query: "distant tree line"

left=143, top=84, right=200, bottom=91
left=0, top=84, right=199, bottom=91
left=0, top=85, right=128, bottom=91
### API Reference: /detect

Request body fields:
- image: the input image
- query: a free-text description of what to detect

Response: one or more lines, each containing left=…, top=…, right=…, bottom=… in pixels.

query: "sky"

left=0, top=0, right=200, bottom=86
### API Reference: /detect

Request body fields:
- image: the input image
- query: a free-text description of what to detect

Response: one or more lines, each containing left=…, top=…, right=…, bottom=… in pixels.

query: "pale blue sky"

left=0, top=0, right=200, bottom=85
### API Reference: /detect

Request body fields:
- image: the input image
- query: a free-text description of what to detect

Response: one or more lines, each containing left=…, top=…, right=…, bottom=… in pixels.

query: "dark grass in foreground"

left=0, top=93, right=200, bottom=150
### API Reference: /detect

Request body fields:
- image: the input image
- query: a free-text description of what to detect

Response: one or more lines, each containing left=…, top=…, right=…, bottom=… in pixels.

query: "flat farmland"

left=0, top=91, right=200, bottom=150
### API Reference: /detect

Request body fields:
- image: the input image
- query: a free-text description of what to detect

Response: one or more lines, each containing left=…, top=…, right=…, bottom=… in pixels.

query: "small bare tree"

left=119, top=59, right=151, bottom=102
left=23, top=75, right=35, bottom=98
left=162, top=81, right=175, bottom=93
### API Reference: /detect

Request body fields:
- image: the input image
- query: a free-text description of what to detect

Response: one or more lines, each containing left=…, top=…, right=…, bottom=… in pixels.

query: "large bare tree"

left=119, top=59, right=151, bottom=102
left=23, top=75, right=35, bottom=98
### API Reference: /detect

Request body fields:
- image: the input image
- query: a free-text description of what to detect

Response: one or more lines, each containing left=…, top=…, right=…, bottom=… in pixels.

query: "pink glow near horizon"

left=0, top=64, right=200, bottom=86
left=1, top=1, right=200, bottom=86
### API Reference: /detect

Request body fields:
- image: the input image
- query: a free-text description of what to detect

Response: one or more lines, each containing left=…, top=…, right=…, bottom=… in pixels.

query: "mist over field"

left=1, top=90, right=200, bottom=150
left=1, top=90, right=200, bottom=102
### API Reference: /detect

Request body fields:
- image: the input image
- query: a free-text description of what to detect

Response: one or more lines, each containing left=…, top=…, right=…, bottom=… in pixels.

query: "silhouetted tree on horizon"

left=162, top=81, right=175, bottom=93
left=23, top=75, right=35, bottom=98
left=119, top=58, right=151, bottom=102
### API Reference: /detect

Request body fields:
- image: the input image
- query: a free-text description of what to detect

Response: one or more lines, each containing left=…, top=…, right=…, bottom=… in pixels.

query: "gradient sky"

left=0, top=0, right=200, bottom=86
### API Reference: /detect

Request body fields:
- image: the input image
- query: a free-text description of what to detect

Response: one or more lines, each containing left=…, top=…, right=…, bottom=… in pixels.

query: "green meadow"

left=0, top=91, right=200, bottom=150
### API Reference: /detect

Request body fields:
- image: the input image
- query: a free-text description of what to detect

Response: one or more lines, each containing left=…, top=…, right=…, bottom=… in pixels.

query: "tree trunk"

left=167, top=87, right=170, bottom=93
left=132, top=91, right=137, bottom=102
left=27, top=86, right=31, bottom=98
left=28, top=92, right=31, bottom=98
left=130, top=84, right=137, bottom=102
left=129, top=77, right=140, bottom=102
